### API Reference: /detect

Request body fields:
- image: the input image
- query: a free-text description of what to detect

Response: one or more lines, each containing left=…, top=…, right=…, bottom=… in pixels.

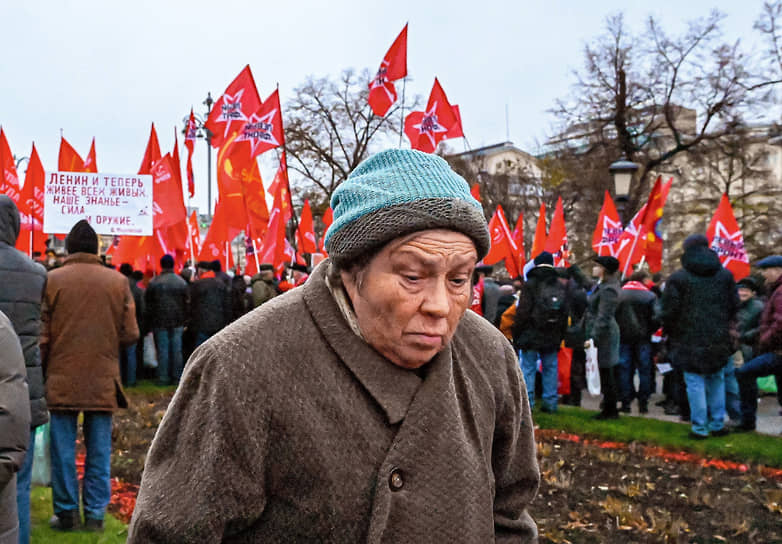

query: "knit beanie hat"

left=160, top=254, right=175, bottom=269
left=324, top=149, right=490, bottom=268
left=65, top=219, right=98, bottom=255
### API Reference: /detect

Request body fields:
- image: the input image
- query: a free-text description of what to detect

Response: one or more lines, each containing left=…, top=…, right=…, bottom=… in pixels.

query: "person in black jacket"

left=662, top=234, right=738, bottom=438
left=0, top=195, right=48, bottom=544
left=119, top=263, right=145, bottom=387
left=513, top=252, right=570, bottom=413
left=145, top=255, right=189, bottom=385
left=616, top=271, right=659, bottom=414
left=190, top=262, right=233, bottom=348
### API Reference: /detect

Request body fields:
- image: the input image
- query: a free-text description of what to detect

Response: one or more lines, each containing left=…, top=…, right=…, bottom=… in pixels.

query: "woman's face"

left=341, top=229, right=477, bottom=369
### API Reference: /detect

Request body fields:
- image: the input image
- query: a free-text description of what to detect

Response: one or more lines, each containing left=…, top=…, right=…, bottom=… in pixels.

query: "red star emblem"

left=412, top=101, right=448, bottom=150
left=236, top=109, right=280, bottom=156
left=710, top=220, right=748, bottom=269
left=217, top=90, right=248, bottom=140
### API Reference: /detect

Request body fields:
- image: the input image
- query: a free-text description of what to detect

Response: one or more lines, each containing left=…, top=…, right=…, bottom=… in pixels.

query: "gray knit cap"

left=324, top=149, right=489, bottom=268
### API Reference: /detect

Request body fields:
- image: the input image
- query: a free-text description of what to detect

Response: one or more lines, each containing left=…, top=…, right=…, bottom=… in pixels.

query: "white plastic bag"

left=143, top=332, right=158, bottom=369
left=32, top=422, right=51, bottom=486
left=585, top=339, right=601, bottom=396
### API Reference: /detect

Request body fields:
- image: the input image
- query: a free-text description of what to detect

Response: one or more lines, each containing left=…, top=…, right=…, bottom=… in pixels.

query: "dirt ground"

left=113, top=390, right=782, bottom=543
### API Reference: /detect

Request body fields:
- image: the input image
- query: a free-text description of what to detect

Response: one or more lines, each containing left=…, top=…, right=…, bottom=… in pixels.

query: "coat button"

left=389, top=468, right=404, bottom=491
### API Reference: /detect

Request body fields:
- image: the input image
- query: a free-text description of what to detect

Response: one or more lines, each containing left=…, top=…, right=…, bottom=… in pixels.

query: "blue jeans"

left=618, top=342, right=652, bottom=405
left=121, top=343, right=137, bottom=386
left=520, top=349, right=559, bottom=411
left=50, top=412, right=113, bottom=521
left=684, top=369, right=725, bottom=436
left=16, top=429, right=35, bottom=544
left=736, top=351, right=782, bottom=427
left=154, top=327, right=184, bottom=385
left=723, top=357, right=741, bottom=422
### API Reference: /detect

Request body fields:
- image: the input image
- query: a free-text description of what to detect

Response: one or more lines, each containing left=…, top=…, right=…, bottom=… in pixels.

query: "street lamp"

left=609, top=157, right=639, bottom=225
left=182, top=92, right=215, bottom=218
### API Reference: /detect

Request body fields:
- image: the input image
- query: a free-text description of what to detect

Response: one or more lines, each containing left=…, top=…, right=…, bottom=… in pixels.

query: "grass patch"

left=30, top=486, right=127, bottom=543
left=534, top=405, right=782, bottom=468
left=123, top=379, right=177, bottom=397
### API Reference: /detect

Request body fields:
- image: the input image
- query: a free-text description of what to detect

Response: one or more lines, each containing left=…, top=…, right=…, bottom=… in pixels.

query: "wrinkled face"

left=341, top=229, right=477, bottom=369
left=737, top=287, right=754, bottom=303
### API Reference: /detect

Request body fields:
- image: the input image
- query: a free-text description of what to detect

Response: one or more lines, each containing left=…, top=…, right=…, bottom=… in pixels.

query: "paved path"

left=579, top=377, right=781, bottom=436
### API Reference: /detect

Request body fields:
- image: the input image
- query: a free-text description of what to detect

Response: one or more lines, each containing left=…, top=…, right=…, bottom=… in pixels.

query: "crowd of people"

left=1, top=148, right=781, bottom=541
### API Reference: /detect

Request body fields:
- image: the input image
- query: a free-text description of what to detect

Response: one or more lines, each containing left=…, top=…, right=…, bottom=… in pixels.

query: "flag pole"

left=622, top=228, right=642, bottom=280
left=398, top=77, right=407, bottom=148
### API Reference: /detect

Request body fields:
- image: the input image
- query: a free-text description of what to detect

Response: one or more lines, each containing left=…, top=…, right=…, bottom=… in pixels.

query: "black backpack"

left=532, top=278, right=568, bottom=327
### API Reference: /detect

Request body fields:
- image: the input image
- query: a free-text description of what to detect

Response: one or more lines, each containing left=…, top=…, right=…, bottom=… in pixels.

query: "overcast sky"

left=1, top=0, right=769, bottom=212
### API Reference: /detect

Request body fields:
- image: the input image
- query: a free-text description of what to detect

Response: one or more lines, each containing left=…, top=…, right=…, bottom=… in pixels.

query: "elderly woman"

left=128, top=149, right=540, bottom=543
left=585, top=255, right=622, bottom=419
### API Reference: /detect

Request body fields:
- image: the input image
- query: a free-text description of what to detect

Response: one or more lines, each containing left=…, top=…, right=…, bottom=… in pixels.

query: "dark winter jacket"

left=736, top=296, right=764, bottom=361
left=145, top=270, right=189, bottom=329
left=616, top=283, right=659, bottom=344
left=0, top=310, right=29, bottom=544
left=127, top=276, right=145, bottom=334
left=585, top=276, right=620, bottom=368
left=0, top=195, right=48, bottom=428
left=661, top=245, right=738, bottom=374
left=481, top=278, right=501, bottom=324
left=512, top=266, right=570, bottom=352
left=189, top=276, right=233, bottom=335
left=758, top=275, right=782, bottom=354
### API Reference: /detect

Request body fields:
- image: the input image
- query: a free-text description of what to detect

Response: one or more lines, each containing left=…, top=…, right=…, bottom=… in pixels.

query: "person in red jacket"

left=736, top=255, right=782, bottom=432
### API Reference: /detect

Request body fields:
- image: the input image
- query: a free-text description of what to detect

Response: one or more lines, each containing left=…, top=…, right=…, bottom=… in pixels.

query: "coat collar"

left=63, top=252, right=103, bottom=266
left=303, top=260, right=438, bottom=425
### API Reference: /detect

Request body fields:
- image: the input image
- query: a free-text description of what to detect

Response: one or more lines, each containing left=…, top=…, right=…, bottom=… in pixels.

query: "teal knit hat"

left=325, top=149, right=489, bottom=267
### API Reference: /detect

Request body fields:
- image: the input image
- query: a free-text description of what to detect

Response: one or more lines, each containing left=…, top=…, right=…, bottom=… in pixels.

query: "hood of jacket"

left=0, top=195, right=20, bottom=246
left=680, top=244, right=722, bottom=277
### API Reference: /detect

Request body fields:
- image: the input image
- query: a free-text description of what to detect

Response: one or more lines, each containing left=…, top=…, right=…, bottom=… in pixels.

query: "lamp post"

left=182, top=92, right=215, bottom=218
left=609, top=157, right=639, bottom=225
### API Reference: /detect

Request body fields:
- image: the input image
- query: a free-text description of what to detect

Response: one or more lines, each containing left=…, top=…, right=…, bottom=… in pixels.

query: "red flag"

left=470, top=183, right=481, bottom=202
left=58, top=137, right=85, bottom=172
left=445, top=104, right=464, bottom=139
left=233, top=88, right=284, bottom=159
left=185, top=211, right=202, bottom=262
left=172, top=129, right=182, bottom=185
left=296, top=199, right=318, bottom=253
left=511, top=212, right=525, bottom=272
left=15, top=144, right=46, bottom=255
left=267, top=151, right=293, bottom=223
left=204, top=65, right=262, bottom=149
left=592, top=191, right=623, bottom=257
left=368, top=23, right=408, bottom=117
left=216, top=133, right=251, bottom=231
left=185, top=109, right=197, bottom=198
left=531, top=203, right=547, bottom=259
left=138, top=123, right=162, bottom=175
left=484, top=205, right=520, bottom=278
left=706, top=193, right=750, bottom=280
left=242, top=158, right=270, bottom=239
left=259, top=183, right=289, bottom=272
left=319, top=206, right=333, bottom=253
left=642, top=177, right=672, bottom=273
left=404, top=78, right=459, bottom=153
left=616, top=204, right=648, bottom=277
left=199, top=199, right=238, bottom=268
left=543, top=196, right=569, bottom=267
left=151, top=153, right=187, bottom=230
left=0, top=128, right=20, bottom=203
left=83, top=138, right=98, bottom=173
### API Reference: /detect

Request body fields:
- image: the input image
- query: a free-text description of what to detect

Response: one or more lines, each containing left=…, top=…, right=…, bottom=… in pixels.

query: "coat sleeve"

left=119, top=283, right=140, bottom=347
left=0, top=314, right=30, bottom=492
left=127, top=342, right=270, bottom=543
left=592, top=284, right=618, bottom=340
left=493, top=342, right=540, bottom=542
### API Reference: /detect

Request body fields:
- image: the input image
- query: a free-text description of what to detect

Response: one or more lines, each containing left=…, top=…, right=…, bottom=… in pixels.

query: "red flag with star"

left=531, top=202, right=547, bottom=259
left=641, top=177, right=672, bottom=273
left=543, top=196, right=569, bottom=267
left=706, top=193, right=750, bottom=280
left=592, top=190, right=623, bottom=257
left=616, top=204, right=648, bottom=277
left=404, top=78, right=459, bottom=153
left=296, top=199, right=318, bottom=253
left=234, top=88, right=284, bottom=158
left=84, top=138, right=98, bottom=173
left=0, top=128, right=20, bottom=203
left=58, top=137, right=85, bottom=172
left=15, top=143, right=46, bottom=255
left=511, top=212, right=525, bottom=272
left=138, top=123, right=162, bottom=175
left=484, top=205, right=520, bottom=278
left=205, top=65, right=262, bottom=149
left=368, top=23, right=408, bottom=117
left=185, top=109, right=197, bottom=197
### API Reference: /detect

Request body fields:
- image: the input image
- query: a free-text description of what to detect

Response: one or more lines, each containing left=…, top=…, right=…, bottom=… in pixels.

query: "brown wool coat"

left=128, top=261, right=540, bottom=543
left=41, top=253, right=139, bottom=412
